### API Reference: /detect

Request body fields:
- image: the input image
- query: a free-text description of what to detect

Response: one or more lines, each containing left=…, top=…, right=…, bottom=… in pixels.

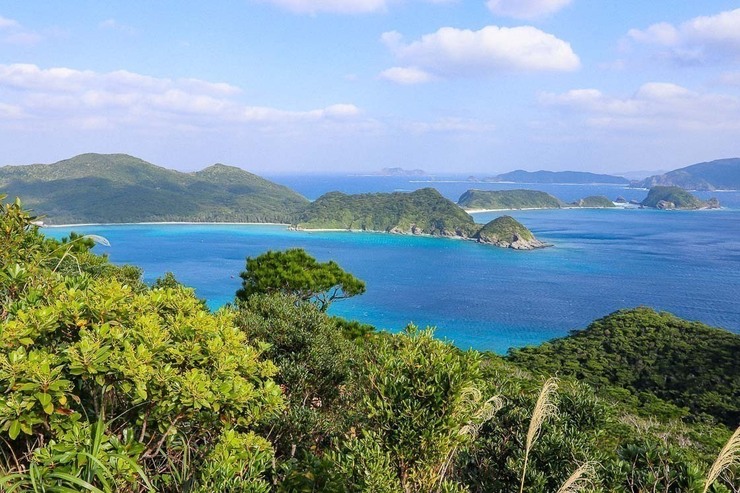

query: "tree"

left=236, top=248, right=365, bottom=311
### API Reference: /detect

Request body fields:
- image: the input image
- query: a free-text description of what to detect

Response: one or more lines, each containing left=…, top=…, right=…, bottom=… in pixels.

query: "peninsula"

left=458, top=189, right=616, bottom=210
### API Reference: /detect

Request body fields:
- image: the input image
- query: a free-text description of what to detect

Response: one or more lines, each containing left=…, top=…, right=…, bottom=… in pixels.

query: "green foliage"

left=508, top=307, right=740, bottom=427
left=335, top=326, right=498, bottom=492
left=235, top=294, right=362, bottom=462
left=0, top=197, right=284, bottom=491
left=457, top=189, right=564, bottom=210
left=573, top=196, right=616, bottom=208
left=236, top=248, right=366, bottom=311
left=641, top=186, right=709, bottom=209
left=295, top=188, right=478, bottom=236
left=474, top=215, right=537, bottom=244
left=0, top=153, right=308, bottom=224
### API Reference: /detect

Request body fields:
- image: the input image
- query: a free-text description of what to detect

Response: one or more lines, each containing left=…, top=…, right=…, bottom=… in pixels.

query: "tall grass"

left=703, top=425, right=740, bottom=493
left=519, top=377, right=559, bottom=493
left=556, top=462, right=596, bottom=493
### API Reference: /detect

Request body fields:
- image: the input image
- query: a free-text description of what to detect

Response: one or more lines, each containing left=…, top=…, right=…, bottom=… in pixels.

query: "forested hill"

left=508, top=307, right=740, bottom=427
left=636, top=157, right=740, bottom=191
left=295, top=188, right=479, bottom=236
left=0, top=153, right=309, bottom=224
left=493, top=169, right=629, bottom=184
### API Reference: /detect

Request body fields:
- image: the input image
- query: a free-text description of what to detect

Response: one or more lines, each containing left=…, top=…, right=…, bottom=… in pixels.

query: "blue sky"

left=1, top=0, right=740, bottom=174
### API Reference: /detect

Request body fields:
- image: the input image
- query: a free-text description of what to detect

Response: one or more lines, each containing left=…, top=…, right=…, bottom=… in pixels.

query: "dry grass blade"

left=520, top=377, right=559, bottom=493
left=703, top=426, right=740, bottom=493
left=557, top=462, right=596, bottom=493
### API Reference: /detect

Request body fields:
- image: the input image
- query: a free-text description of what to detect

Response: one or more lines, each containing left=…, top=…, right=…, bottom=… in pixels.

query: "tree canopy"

left=236, top=248, right=365, bottom=311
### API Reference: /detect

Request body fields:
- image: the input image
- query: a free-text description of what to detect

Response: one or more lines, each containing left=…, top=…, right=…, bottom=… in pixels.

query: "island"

left=634, top=157, right=740, bottom=191
left=640, top=186, right=720, bottom=210
left=0, top=153, right=309, bottom=224
left=472, top=169, right=629, bottom=184
left=473, top=216, right=550, bottom=249
left=458, top=189, right=564, bottom=210
left=294, top=188, right=549, bottom=249
left=571, top=195, right=616, bottom=208
left=458, top=190, right=616, bottom=210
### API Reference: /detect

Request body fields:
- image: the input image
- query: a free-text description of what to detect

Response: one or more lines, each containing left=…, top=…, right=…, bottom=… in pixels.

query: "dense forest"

left=0, top=196, right=738, bottom=492
left=641, top=186, right=719, bottom=209
left=0, top=154, right=309, bottom=224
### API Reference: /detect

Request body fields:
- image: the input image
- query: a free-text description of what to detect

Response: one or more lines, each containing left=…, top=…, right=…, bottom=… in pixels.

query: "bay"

left=44, top=178, right=740, bottom=353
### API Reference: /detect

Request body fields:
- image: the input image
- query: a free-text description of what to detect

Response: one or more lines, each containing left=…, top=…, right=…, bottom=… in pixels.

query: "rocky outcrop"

left=473, top=216, right=550, bottom=250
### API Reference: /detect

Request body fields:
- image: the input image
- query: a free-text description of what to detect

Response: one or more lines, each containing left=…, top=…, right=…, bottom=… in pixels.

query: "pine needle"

left=520, top=377, right=559, bottom=493
left=557, top=462, right=596, bottom=493
left=703, top=426, right=740, bottom=493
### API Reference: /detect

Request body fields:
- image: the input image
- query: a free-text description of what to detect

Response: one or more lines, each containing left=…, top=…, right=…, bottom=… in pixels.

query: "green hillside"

left=508, top=307, right=740, bottom=426
left=0, top=153, right=308, bottom=224
left=295, top=187, right=478, bottom=236
left=473, top=215, right=548, bottom=249
left=458, top=189, right=564, bottom=210
left=640, top=186, right=717, bottom=209
left=637, top=157, right=740, bottom=190
left=573, top=195, right=616, bottom=207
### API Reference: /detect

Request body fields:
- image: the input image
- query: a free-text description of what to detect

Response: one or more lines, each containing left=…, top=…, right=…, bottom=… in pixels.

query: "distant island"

left=458, top=189, right=616, bottom=210
left=374, top=167, right=427, bottom=177
left=469, top=170, right=629, bottom=185
left=641, top=186, right=720, bottom=210
left=634, top=157, right=740, bottom=191
left=294, top=188, right=548, bottom=249
left=0, top=153, right=309, bottom=224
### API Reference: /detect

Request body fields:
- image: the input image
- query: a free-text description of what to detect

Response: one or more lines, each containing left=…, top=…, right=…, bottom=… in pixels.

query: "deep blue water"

left=45, top=178, right=740, bottom=353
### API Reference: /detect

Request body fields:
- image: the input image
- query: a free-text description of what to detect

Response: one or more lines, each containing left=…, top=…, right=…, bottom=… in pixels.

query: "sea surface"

left=45, top=176, right=740, bottom=353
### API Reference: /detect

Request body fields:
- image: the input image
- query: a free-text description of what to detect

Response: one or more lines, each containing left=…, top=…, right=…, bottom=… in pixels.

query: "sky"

left=1, top=1, right=740, bottom=175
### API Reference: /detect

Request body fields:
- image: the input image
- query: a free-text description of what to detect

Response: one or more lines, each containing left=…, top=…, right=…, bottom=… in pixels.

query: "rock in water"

left=473, top=215, right=549, bottom=250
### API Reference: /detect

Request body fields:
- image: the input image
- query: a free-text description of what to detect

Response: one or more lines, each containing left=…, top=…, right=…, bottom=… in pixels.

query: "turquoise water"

left=45, top=181, right=740, bottom=353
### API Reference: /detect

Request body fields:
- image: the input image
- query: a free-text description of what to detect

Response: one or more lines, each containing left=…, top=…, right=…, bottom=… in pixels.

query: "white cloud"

left=380, top=25, right=579, bottom=81
left=256, top=0, right=455, bottom=14
left=486, top=0, right=571, bottom=20
left=404, top=117, right=496, bottom=134
left=0, top=63, right=361, bottom=129
left=379, top=66, right=434, bottom=84
left=628, top=8, right=740, bottom=63
left=717, top=71, right=740, bottom=86
left=257, top=0, right=387, bottom=14
left=0, top=15, right=41, bottom=45
left=540, top=82, right=740, bottom=131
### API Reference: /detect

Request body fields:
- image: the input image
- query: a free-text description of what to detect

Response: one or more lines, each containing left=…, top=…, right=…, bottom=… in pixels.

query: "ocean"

left=44, top=176, right=740, bottom=353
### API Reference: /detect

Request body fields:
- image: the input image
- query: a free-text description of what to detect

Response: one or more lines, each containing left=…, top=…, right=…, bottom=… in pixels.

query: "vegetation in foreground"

left=1, top=196, right=738, bottom=492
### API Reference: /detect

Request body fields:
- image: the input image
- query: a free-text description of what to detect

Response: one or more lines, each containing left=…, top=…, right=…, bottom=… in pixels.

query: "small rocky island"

left=294, top=188, right=549, bottom=250
left=474, top=216, right=550, bottom=250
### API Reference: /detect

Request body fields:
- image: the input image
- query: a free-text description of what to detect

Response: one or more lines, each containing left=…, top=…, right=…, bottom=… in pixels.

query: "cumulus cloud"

left=380, top=25, right=579, bottom=82
left=403, top=117, right=496, bottom=134
left=540, top=82, right=740, bottom=130
left=627, top=8, right=740, bottom=63
left=0, top=63, right=361, bottom=130
left=486, top=0, right=571, bottom=20
left=0, top=15, right=42, bottom=45
left=256, top=0, right=387, bottom=14
left=379, top=66, right=434, bottom=84
left=256, top=0, right=454, bottom=14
